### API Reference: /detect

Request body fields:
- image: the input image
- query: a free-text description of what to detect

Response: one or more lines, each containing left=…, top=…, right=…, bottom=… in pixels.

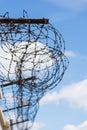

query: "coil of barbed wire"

left=0, top=12, right=69, bottom=130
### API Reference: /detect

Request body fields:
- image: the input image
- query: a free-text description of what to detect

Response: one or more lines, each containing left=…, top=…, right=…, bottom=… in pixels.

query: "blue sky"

left=0, top=0, right=87, bottom=130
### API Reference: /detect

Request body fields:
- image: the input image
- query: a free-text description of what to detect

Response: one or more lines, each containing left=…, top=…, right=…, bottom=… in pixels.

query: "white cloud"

left=31, top=122, right=46, bottom=130
left=8, top=121, right=45, bottom=130
left=63, top=120, right=87, bottom=130
left=48, top=0, right=87, bottom=11
left=0, top=41, right=55, bottom=80
left=40, top=91, right=59, bottom=105
left=40, top=79, right=87, bottom=110
left=64, top=50, right=76, bottom=57
left=58, top=79, right=87, bottom=110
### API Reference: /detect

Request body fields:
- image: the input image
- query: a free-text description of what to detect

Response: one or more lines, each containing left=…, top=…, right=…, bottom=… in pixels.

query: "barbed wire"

left=0, top=12, right=69, bottom=130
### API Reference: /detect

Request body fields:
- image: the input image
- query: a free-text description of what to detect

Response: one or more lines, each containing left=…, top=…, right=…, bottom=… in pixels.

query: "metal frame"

left=0, top=12, right=69, bottom=130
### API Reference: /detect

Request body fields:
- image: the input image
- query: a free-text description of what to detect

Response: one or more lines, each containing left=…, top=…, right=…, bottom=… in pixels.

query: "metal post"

left=10, top=120, right=13, bottom=130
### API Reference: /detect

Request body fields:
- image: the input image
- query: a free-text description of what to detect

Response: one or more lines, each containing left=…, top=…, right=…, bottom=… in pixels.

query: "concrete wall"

left=0, top=108, right=10, bottom=130
left=0, top=90, right=10, bottom=130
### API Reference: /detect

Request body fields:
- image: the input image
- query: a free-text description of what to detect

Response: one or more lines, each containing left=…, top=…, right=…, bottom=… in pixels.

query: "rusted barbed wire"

left=0, top=12, right=69, bottom=130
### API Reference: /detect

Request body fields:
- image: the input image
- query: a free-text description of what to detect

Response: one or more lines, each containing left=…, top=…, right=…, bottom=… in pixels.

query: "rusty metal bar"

left=0, top=18, right=49, bottom=24
left=3, top=104, right=31, bottom=112
left=1, top=76, right=36, bottom=88
left=10, top=119, right=29, bottom=126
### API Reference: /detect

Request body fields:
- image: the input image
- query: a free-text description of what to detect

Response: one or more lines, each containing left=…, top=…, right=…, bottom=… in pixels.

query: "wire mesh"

left=0, top=12, right=69, bottom=130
